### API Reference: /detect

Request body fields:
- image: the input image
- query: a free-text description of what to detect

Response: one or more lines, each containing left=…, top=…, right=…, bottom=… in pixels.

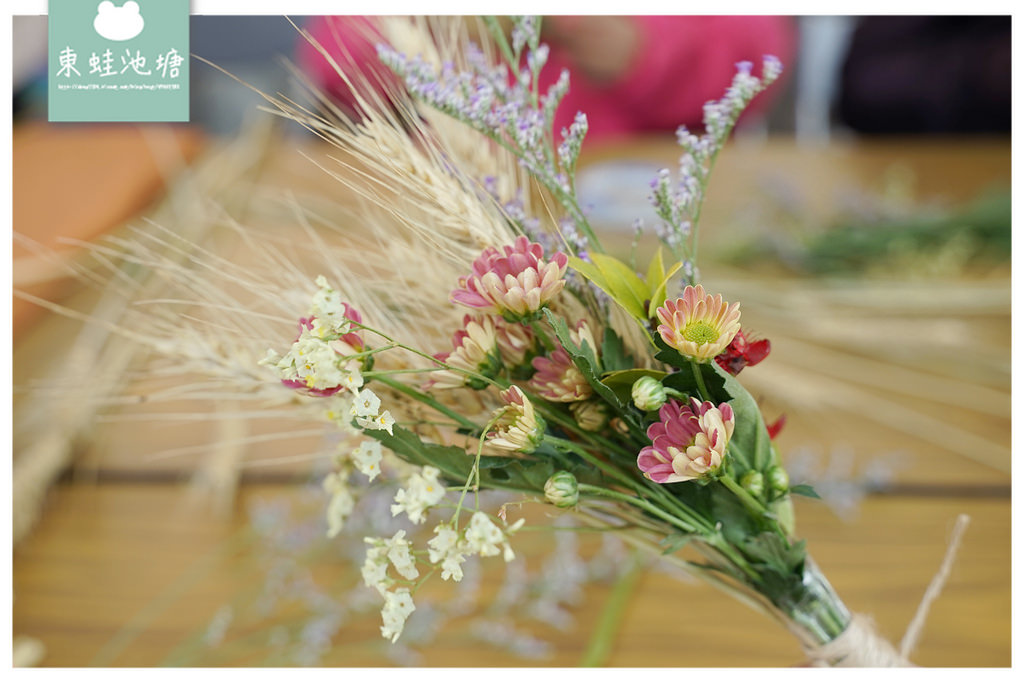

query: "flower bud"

left=631, top=376, right=668, bottom=411
left=767, top=465, right=790, bottom=494
left=544, top=471, right=579, bottom=508
left=740, top=470, right=765, bottom=498
left=609, top=417, right=631, bottom=436
left=570, top=400, right=609, bottom=431
left=771, top=497, right=795, bottom=537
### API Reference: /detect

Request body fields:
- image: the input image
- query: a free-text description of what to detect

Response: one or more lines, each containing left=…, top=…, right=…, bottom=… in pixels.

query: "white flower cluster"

left=260, top=276, right=364, bottom=393
left=391, top=466, right=446, bottom=523
left=321, top=438, right=387, bottom=538
left=261, top=331, right=360, bottom=393
left=274, top=277, right=527, bottom=645
left=349, top=388, right=396, bottom=436
left=428, top=512, right=525, bottom=582
left=361, top=480, right=524, bottom=642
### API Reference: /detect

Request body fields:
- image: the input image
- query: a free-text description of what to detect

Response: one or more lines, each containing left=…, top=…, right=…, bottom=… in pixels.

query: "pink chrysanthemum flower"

left=530, top=349, right=591, bottom=402
left=487, top=386, right=546, bottom=454
left=656, top=285, right=741, bottom=362
left=637, top=398, right=735, bottom=483
left=493, top=318, right=535, bottom=367
left=426, top=315, right=500, bottom=390
left=450, top=236, right=569, bottom=320
left=529, top=320, right=597, bottom=402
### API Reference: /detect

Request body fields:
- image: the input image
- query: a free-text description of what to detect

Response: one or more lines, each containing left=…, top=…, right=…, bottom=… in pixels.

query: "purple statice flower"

left=646, top=56, right=783, bottom=281
left=377, top=17, right=602, bottom=255
left=511, top=15, right=540, bottom=55
left=557, top=111, right=588, bottom=175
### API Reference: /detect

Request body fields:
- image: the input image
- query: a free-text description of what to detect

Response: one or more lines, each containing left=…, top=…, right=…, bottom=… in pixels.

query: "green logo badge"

left=48, top=0, right=190, bottom=122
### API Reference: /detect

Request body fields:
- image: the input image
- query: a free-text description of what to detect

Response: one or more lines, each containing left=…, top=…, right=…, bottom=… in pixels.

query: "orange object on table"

left=12, top=121, right=205, bottom=336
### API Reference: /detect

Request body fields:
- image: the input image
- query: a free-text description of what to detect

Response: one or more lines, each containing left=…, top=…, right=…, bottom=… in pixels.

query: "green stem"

left=362, top=367, right=441, bottom=378
left=528, top=319, right=557, bottom=353
left=545, top=436, right=639, bottom=491
left=577, top=484, right=700, bottom=535
left=483, top=16, right=516, bottom=66
left=372, top=375, right=478, bottom=432
left=450, top=412, right=504, bottom=527
left=580, top=553, right=644, bottom=666
left=690, top=359, right=712, bottom=401
left=719, top=473, right=788, bottom=539
left=543, top=429, right=715, bottom=538
left=351, top=321, right=501, bottom=390
left=719, top=473, right=765, bottom=516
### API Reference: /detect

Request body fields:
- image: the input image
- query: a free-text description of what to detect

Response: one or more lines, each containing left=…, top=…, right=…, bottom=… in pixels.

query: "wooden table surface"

left=12, top=130, right=1012, bottom=667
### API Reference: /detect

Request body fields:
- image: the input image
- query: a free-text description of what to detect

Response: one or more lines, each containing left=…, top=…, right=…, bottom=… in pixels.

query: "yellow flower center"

left=682, top=321, right=719, bottom=345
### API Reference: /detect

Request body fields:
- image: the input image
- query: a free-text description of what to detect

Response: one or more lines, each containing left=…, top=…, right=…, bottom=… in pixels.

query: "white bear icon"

left=93, top=1, right=145, bottom=42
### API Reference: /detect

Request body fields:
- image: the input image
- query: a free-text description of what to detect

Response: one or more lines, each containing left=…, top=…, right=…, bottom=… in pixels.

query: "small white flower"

left=464, top=512, right=521, bottom=561
left=463, top=511, right=505, bottom=557
left=384, top=530, right=419, bottom=581
left=310, top=275, right=354, bottom=335
left=258, top=348, right=281, bottom=366
left=322, top=472, right=355, bottom=538
left=351, top=389, right=381, bottom=417
left=391, top=466, right=446, bottom=524
left=427, top=524, right=459, bottom=563
left=370, top=410, right=395, bottom=435
left=361, top=540, right=391, bottom=595
left=351, top=440, right=383, bottom=482
left=380, top=588, right=415, bottom=643
left=441, top=554, right=467, bottom=582
left=273, top=332, right=349, bottom=391
left=342, top=367, right=364, bottom=392
left=428, top=524, right=467, bottom=582
left=325, top=395, right=359, bottom=434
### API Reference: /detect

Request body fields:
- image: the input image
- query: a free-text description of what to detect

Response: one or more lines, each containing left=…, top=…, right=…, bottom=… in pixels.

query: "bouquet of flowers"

left=245, top=16, right=924, bottom=665
left=48, top=15, right=968, bottom=666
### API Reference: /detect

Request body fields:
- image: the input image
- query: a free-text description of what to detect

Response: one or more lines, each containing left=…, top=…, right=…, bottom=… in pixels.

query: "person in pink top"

left=297, top=16, right=795, bottom=144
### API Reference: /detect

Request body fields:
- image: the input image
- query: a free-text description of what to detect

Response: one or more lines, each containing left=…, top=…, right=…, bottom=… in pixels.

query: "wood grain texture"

left=12, top=484, right=1009, bottom=667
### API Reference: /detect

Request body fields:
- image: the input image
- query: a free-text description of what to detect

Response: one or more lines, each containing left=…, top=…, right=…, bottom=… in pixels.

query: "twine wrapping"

left=805, top=514, right=971, bottom=667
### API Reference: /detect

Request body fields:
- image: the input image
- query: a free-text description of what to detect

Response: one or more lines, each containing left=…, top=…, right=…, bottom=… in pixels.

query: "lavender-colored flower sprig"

left=650, top=56, right=783, bottom=286
left=376, top=16, right=601, bottom=256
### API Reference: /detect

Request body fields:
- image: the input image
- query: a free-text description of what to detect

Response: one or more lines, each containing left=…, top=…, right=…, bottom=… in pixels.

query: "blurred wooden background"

left=12, top=122, right=1010, bottom=667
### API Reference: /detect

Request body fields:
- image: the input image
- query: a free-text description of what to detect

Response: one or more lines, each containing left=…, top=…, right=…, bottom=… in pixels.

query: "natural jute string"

left=806, top=514, right=971, bottom=667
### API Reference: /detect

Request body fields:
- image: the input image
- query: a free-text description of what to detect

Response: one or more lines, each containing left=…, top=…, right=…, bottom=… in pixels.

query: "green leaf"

left=659, top=531, right=692, bottom=555
left=647, top=255, right=684, bottom=318
left=370, top=424, right=561, bottom=493
left=599, top=369, right=668, bottom=388
left=590, top=253, right=650, bottom=320
left=600, top=327, right=636, bottom=373
left=708, top=484, right=758, bottom=545
left=570, top=254, right=649, bottom=321
left=569, top=256, right=610, bottom=294
left=789, top=484, right=821, bottom=499
left=645, top=248, right=667, bottom=304
left=743, top=532, right=807, bottom=576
